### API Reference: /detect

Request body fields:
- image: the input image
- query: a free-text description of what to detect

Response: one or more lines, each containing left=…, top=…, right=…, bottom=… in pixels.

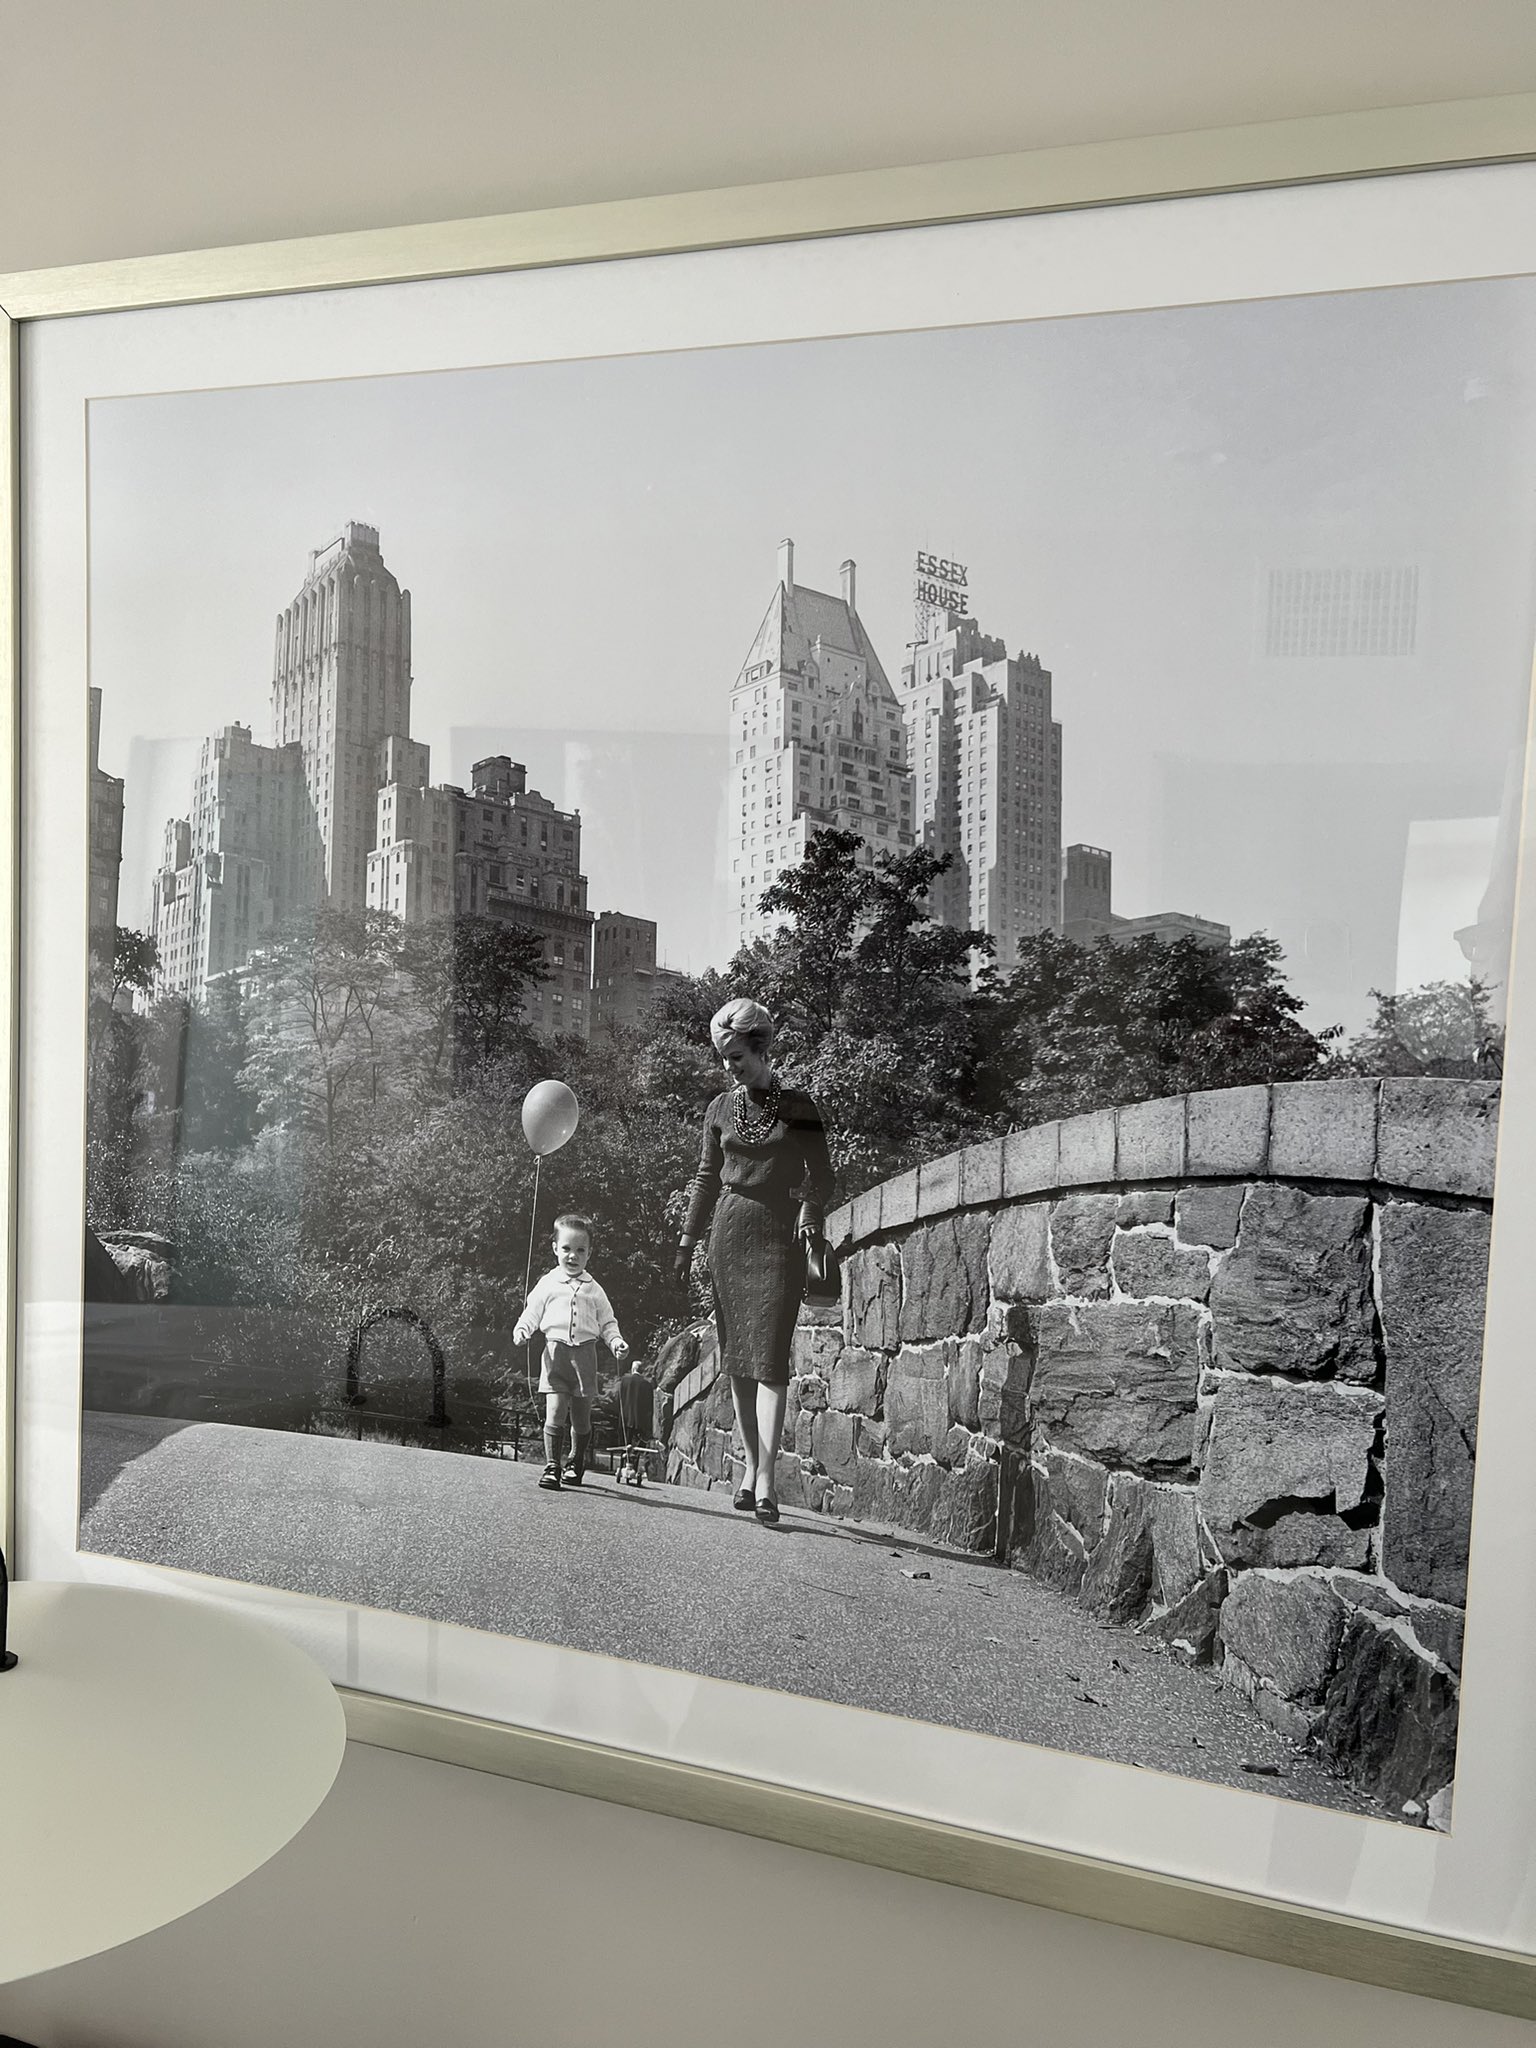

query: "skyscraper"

left=88, top=686, right=125, bottom=957
left=898, top=607, right=1062, bottom=972
left=270, top=521, right=413, bottom=910
left=155, top=524, right=412, bottom=998
left=368, top=753, right=595, bottom=1039
left=590, top=911, right=686, bottom=1031
left=151, top=723, right=308, bottom=1001
left=729, top=541, right=915, bottom=951
left=368, top=736, right=452, bottom=924
left=1062, top=842, right=1113, bottom=942
left=1062, top=843, right=1230, bottom=952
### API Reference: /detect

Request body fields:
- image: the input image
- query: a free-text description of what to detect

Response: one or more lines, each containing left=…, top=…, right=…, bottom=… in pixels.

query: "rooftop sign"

left=914, top=551, right=971, bottom=634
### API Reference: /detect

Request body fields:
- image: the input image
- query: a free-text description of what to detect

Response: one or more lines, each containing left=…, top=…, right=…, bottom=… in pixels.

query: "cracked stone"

left=1319, top=1610, right=1460, bottom=1809
left=1198, top=1375, right=1381, bottom=1568
left=1032, top=1301, right=1203, bottom=1478
left=1014, top=1460, right=1091, bottom=1593
left=1378, top=1201, right=1489, bottom=1606
left=1078, top=1473, right=1208, bottom=1624
left=1080, top=1474, right=1157, bottom=1623
left=977, top=1339, right=1033, bottom=1445
left=1175, top=1184, right=1247, bottom=1252
left=988, top=1203, right=1052, bottom=1301
left=1043, top=1449, right=1108, bottom=1547
left=948, top=1339, right=982, bottom=1431
left=898, top=1217, right=991, bottom=1342
left=1219, top=1573, right=1347, bottom=1703
left=844, top=1244, right=902, bottom=1351
left=829, top=1347, right=884, bottom=1417
left=1111, top=1229, right=1211, bottom=1303
left=811, top=1407, right=859, bottom=1481
left=1139, top=1569, right=1227, bottom=1665
left=884, top=1344, right=952, bottom=1460
left=1050, top=1194, right=1119, bottom=1299
left=1208, top=1183, right=1377, bottom=1381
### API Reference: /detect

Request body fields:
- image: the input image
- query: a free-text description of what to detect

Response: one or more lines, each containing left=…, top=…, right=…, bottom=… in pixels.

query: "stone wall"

left=658, top=1078, right=1498, bottom=1822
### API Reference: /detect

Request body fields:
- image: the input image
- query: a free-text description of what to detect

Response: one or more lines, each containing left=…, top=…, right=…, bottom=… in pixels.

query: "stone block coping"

left=823, top=1078, right=1499, bottom=1250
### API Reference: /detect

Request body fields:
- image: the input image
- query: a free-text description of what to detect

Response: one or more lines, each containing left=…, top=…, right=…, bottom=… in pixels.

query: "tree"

left=182, top=975, right=261, bottom=1153
left=446, top=915, right=546, bottom=1078
left=723, top=830, right=1000, bottom=1190
left=998, top=928, right=1333, bottom=1126
left=855, top=843, right=992, bottom=1024
left=85, top=1004, right=149, bottom=1227
left=87, top=927, right=159, bottom=1138
left=111, top=927, right=160, bottom=1008
left=751, top=827, right=991, bottom=1056
left=241, top=908, right=403, bottom=1152
left=643, top=966, right=738, bottom=1114
left=395, top=914, right=549, bottom=1091
left=1333, top=977, right=1502, bottom=1078
left=755, top=828, right=869, bottom=1043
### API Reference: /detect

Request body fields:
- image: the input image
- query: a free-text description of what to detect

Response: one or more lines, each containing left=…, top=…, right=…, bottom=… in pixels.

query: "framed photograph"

left=7, top=95, right=1536, bottom=2015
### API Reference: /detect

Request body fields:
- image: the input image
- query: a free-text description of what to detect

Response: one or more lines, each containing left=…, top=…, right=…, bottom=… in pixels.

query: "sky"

left=87, top=273, right=1536, bottom=1035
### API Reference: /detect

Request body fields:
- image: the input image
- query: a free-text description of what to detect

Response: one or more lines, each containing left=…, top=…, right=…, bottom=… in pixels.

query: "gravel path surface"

left=80, top=1413, right=1379, bottom=1815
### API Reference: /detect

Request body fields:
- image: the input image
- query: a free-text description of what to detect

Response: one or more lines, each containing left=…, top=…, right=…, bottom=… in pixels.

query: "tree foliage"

left=1331, top=977, right=1503, bottom=1078
left=396, top=913, right=547, bottom=1087
left=996, top=928, right=1335, bottom=1126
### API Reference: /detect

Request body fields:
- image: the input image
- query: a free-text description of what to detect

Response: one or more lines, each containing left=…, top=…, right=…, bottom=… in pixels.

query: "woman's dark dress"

left=682, top=1085, right=835, bottom=1386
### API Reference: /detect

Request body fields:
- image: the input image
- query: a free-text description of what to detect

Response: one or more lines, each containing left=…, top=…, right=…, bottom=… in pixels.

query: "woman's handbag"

left=802, top=1231, right=842, bottom=1308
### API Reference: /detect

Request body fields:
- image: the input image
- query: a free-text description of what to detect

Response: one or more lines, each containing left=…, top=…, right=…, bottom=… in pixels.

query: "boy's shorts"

left=539, top=1339, right=601, bottom=1399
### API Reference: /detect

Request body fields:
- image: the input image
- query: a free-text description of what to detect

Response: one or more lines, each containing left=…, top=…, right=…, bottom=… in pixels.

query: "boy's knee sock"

left=569, top=1430, right=591, bottom=1477
left=544, top=1423, right=566, bottom=1470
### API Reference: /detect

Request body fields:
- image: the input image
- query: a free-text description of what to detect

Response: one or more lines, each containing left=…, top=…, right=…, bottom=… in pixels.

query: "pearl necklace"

left=733, top=1074, right=782, bottom=1144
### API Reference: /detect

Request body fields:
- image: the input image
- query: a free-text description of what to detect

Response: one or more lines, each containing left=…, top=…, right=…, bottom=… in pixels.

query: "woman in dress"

left=673, top=998, right=835, bottom=1525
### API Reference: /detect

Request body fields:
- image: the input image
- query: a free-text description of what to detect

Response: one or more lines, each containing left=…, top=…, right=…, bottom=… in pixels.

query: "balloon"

left=521, top=1079, right=579, bottom=1157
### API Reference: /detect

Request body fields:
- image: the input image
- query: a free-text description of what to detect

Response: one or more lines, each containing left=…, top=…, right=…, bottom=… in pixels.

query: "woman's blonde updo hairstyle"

left=709, top=997, right=775, bottom=1057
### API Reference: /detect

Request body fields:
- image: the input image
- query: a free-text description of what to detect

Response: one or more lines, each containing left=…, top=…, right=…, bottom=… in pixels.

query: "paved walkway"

left=80, top=1413, right=1377, bottom=1815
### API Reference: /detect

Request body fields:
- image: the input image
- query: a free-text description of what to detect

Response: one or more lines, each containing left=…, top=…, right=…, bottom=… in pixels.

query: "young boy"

left=514, top=1213, right=629, bottom=1491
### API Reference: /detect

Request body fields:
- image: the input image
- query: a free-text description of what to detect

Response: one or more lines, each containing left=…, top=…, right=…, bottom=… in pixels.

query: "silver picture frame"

left=5, top=89, right=1536, bottom=2017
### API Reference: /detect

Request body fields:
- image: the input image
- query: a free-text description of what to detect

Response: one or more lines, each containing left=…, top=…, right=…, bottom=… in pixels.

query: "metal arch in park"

left=346, top=1305, right=451, bottom=1430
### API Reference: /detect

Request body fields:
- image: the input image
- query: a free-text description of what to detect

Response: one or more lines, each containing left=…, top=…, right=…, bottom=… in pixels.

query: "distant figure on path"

left=674, top=998, right=835, bottom=1525
left=516, top=1213, right=630, bottom=1491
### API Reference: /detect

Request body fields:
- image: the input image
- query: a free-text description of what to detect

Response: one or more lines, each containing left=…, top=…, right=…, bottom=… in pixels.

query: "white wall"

left=5, top=5, right=1536, bottom=2042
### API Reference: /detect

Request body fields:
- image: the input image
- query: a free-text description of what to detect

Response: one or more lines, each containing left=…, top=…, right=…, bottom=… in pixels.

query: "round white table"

left=0, top=1581, right=347, bottom=1984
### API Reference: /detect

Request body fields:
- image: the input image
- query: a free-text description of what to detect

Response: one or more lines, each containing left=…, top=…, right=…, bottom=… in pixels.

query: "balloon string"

left=522, top=1151, right=543, bottom=1407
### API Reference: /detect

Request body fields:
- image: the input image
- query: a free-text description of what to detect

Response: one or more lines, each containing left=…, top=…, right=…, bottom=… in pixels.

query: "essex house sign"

left=913, top=550, right=972, bottom=636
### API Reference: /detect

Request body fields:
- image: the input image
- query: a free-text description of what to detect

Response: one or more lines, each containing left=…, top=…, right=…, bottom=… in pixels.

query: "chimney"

left=840, top=559, right=856, bottom=611
left=778, top=538, right=794, bottom=595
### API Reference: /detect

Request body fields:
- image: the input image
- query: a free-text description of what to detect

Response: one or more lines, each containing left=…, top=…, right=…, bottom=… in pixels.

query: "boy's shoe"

left=563, top=1464, right=584, bottom=1487
left=538, top=1465, right=562, bottom=1491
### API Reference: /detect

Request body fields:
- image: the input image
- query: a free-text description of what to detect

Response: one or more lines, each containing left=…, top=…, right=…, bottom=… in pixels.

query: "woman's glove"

left=672, top=1242, right=694, bottom=1287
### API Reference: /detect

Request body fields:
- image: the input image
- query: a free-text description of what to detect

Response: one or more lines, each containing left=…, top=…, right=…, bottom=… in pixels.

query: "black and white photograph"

left=76, top=268, right=1534, bottom=1831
